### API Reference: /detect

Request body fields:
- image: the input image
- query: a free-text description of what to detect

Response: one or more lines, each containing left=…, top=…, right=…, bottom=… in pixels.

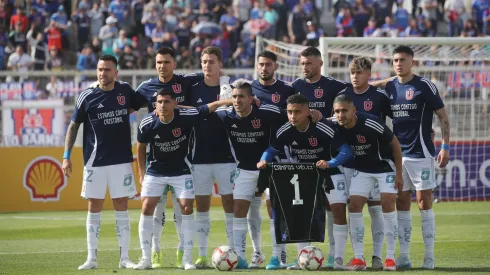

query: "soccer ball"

left=212, top=245, right=238, bottom=271
left=297, top=246, right=324, bottom=271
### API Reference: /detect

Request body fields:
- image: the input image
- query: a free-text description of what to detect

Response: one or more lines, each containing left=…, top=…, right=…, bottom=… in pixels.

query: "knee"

left=396, top=192, right=412, bottom=211
left=182, top=204, right=193, bottom=215
left=417, top=195, right=432, bottom=210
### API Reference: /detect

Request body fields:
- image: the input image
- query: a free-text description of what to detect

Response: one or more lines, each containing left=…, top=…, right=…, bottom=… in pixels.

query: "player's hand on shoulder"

left=88, top=81, right=99, bottom=88
left=316, top=160, right=329, bottom=169
left=62, top=159, right=72, bottom=178
left=253, top=96, right=261, bottom=107
left=257, top=160, right=267, bottom=169
left=309, top=109, right=323, bottom=122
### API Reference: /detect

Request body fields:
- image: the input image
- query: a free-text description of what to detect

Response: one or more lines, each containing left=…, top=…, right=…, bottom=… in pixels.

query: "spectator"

left=263, top=5, right=279, bottom=38
left=300, top=0, right=314, bottom=22
left=353, top=0, right=370, bottom=37
left=46, top=47, right=63, bottom=71
left=220, top=6, right=239, bottom=50
left=141, top=6, right=159, bottom=39
left=31, top=32, right=48, bottom=70
left=44, top=21, right=62, bottom=52
left=233, top=0, right=251, bottom=27
left=50, top=5, right=70, bottom=31
left=379, top=15, right=399, bottom=37
left=250, top=1, right=264, bottom=20
left=444, top=0, right=466, bottom=36
left=45, top=75, right=63, bottom=97
left=108, top=0, right=124, bottom=22
left=131, top=0, right=145, bottom=35
left=151, top=20, right=168, bottom=51
left=288, top=3, right=307, bottom=44
left=9, top=21, right=27, bottom=52
left=372, top=0, right=391, bottom=27
left=88, top=2, right=104, bottom=39
left=90, top=37, right=101, bottom=57
left=164, top=0, right=184, bottom=13
left=484, top=7, right=490, bottom=36
left=45, top=0, right=62, bottom=15
left=179, top=6, right=197, bottom=23
left=76, top=45, right=96, bottom=79
left=472, top=0, right=490, bottom=34
left=130, top=36, right=142, bottom=68
left=74, top=7, right=91, bottom=51
left=175, top=18, right=191, bottom=49
left=364, top=17, right=378, bottom=36
left=7, top=45, right=32, bottom=81
left=176, top=46, right=192, bottom=68
left=142, top=42, right=155, bottom=69
left=336, top=7, right=354, bottom=36
left=78, top=0, right=91, bottom=10
left=463, top=19, right=479, bottom=37
left=9, top=8, right=28, bottom=32
left=99, top=16, right=118, bottom=55
left=211, top=0, right=228, bottom=22
left=28, top=8, right=46, bottom=30
left=393, top=1, right=409, bottom=31
left=420, top=0, right=438, bottom=32
left=118, top=44, right=137, bottom=69
left=113, top=29, right=131, bottom=57
left=197, top=2, right=212, bottom=22
left=0, top=41, right=6, bottom=71
left=211, top=32, right=230, bottom=62
left=305, top=21, right=323, bottom=46
left=272, top=0, right=289, bottom=39
left=164, top=8, right=178, bottom=32
left=404, top=17, right=422, bottom=36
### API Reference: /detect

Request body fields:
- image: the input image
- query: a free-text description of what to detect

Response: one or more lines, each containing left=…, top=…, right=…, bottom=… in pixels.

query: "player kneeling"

left=332, top=95, right=403, bottom=271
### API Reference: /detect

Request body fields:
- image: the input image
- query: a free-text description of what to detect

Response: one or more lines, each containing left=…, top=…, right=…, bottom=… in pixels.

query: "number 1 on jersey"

left=291, top=174, right=303, bottom=205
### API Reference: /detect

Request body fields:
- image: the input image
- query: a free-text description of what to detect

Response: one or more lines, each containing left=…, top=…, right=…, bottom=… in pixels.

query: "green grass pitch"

left=1, top=202, right=489, bottom=274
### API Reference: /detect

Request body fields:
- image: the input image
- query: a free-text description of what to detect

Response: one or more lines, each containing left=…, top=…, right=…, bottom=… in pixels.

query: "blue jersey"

left=137, top=106, right=210, bottom=177
left=251, top=79, right=295, bottom=109
left=72, top=81, right=146, bottom=167
left=135, top=73, right=204, bottom=113
left=215, top=104, right=287, bottom=171
left=338, top=85, right=392, bottom=121
left=187, top=80, right=235, bottom=164
left=334, top=113, right=394, bottom=174
left=386, top=75, right=444, bottom=158
left=292, top=76, right=350, bottom=117
left=272, top=119, right=347, bottom=175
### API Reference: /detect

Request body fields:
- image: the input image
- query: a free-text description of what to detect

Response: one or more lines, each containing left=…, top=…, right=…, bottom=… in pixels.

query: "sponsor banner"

left=2, top=100, right=65, bottom=147
left=0, top=81, right=94, bottom=100
left=0, top=147, right=224, bottom=212
left=434, top=142, right=490, bottom=201
left=447, top=72, right=490, bottom=89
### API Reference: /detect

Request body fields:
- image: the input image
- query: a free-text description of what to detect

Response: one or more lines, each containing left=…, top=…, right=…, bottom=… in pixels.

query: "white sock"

left=397, top=210, right=412, bottom=258
left=172, top=195, right=183, bottom=251
left=296, top=242, right=309, bottom=253
left=181, top=214, right=195, bottom=265
left=383, top=211, right=398, bottom=260
left=115, top=211, right=130, bottom=260
left=152, top=195, right=167, bottom=253
left=333, top=224, right=348, bottom=260
left=138, top=214, right=153, bottom=260
left=86, top=212, right=101, bottom=260
left=327, top=211, right=335, bottom=257
left=233, top=217, right=248, bottom=259
left=421, top=209, right=435, bottom=259
left=368, top=205, right=384, bottom=258
left=247, top=197, right=262, bottom=253
left=225, top=213, right=234, bottom=248
left=349, top=212, right=364, bottom=259
left=196, top=211, right=210, bottom=257
left=270, top=219, right=281, bottom=257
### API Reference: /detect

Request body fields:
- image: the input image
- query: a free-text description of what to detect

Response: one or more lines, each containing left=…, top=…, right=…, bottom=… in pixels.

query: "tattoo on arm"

left=64, top=121, right=81, bottom=151
left=441, top=119, right=450, bottom=143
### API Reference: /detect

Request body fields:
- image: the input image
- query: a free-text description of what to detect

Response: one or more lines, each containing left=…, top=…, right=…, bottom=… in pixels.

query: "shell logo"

left=23, top=156, right=67, bottom=202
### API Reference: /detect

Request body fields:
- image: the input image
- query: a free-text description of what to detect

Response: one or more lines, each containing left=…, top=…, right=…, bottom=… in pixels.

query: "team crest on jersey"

left=172, top=128, right=181, bottom=137
left=356, top=134, right=366, bottom=143
left=117, top=95, right=125, bottom=105
left=364, top=100, right=372, bottom=111
left=272, top=94, right=280, bottom=103
left=308, top=137, right=318, bottom=147
left=314, top=89, right=323, bottom=98
left=172, top=84, right=182, bottom=94
left=251, top=119, right=261, bottom=129
left=405, top=88, right=414, bottom=100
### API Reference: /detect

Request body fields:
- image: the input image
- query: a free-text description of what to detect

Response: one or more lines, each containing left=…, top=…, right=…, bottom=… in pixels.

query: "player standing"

left=332, top=94, right=403, bottom=271
left=385, top=46, right=450, bottom=269
left=186, top=46, right=235, bottom=268
left=214, top=79, right=287, bottom=269
left=337, top=57, right=392, bottom=269
left=133, top=89, right=233, bottom=270
left=135, top=47, right=205, bottom=268
left=62, top=55, right=146, bottom=270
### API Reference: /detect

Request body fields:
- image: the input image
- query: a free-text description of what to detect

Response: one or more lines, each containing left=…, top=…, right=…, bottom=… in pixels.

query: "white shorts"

left=325, top=174, right=348, bottom=205
left=350, top=170, right=397, bottom=198
left=402, top=157, right=436, bottom=191
left=342, top=167, right=381, bottom=201
left=233, top=168, right=259, bottom=201
left=192, top=163, right=236, bottom=195
left=141, top=174, right=195, bottom=199
left=81, top=163, right=137, bottom=199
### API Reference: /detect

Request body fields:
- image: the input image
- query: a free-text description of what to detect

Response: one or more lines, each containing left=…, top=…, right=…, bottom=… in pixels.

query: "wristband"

left=441, top=144, right=450, bottom=151
left=63, top=150, right=71, bottom=159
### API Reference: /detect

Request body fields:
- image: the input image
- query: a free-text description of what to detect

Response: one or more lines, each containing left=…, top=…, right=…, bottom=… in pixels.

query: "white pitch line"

left=1, top=240, right=489, bottom=255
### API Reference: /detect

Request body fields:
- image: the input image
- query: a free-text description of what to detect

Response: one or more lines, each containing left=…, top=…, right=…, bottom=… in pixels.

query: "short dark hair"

left=286, top=94, right=309, bottom=106
left=333, top=94, right=354, bottom=105
left=300, top=47, right=321, bottom=58
left=99, top=54, right=118, bottom=67
left=393, top=45, right=414, bottom=58
left=257, top=50, right=277, bottom=62
left=157, top=88, right=176, bottom=99
left=201, top=46, right=223, bottom=62
left=156, top=47, right=176, bottom=59
left=231, top=79, right=253, bottom=96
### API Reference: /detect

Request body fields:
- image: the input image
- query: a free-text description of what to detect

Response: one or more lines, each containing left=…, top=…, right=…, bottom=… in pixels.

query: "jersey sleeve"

left=329, top=124, right=347, bottom=151
left=129, top=85, right=147, bottom=111
left=182, top=105, right=210, bottom=126
left=380, top=88, right=393, bottom=119
left=260, top=104, right=287, bottom=125
left=71, top=90, right=90, bottom=123
left=214, top=107, right=229, bottom=122
left=420, top=78, right=445, bottom=111
left=137, top=116, right=153, bottom=143
left=378, top=120, right=395, bottom=144
left=183, top=72, right=205, bottom=86
left=270, top=125, right=288, bottom=151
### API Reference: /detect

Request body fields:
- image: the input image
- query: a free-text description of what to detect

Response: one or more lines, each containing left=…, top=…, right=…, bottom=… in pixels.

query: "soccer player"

left=337, top=57, right=392, bottom=269
left=257, top=94, right=353, bottom=270
left=62, top=54, right=146, bottom=270
left=249, top=50, right=295, bottom=269
left=386, top=46, right=450, bottom=270
left=332, top=94, right=403, bottom=271
left=133, top=89, right=233, bottom=270
left=214, top=79, right=287, bottom=269
left=186, top=46, right=235, bottom=268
